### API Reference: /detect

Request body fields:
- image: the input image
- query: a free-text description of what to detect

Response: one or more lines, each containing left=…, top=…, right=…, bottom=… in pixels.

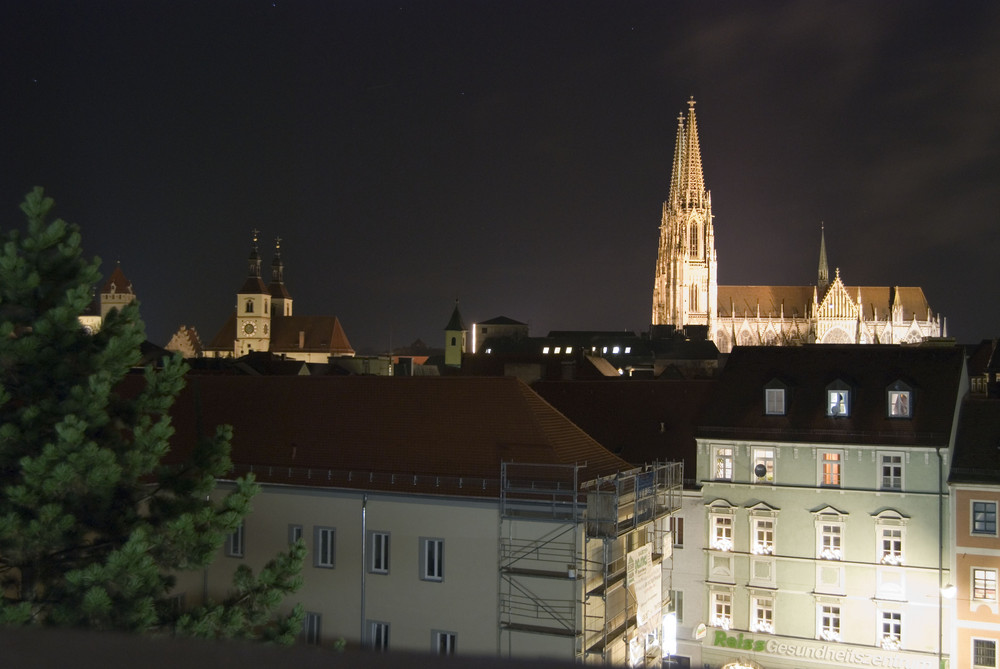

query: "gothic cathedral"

left=651, top=99, right=945, bottom=353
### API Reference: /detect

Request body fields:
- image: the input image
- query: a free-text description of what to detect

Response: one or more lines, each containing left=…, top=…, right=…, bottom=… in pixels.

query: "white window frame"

left=827, top=389, right=849, bottom=416
left=973, top=501, right=998, bottom=536
left=751, top=595, right=774, bottom=634
left=752, top=518, right=775, bottom=555
left=819, top=450, right=843, bottom=487
left=434, top=630, right=456, bottom=655
left=888, top=390, right=911, bottom=417
left=752, top=447, right=775, bottom=483
left=712, top=514, right=734, bottom=552
left=973, top=638, right=998, bottom=669
left=880, top=610, right=902, bottom=650
left=369, top=620, right=389, bottom=651
left=765, top=388, right=785, bottom=415
left=421, top=537, right=444, bottom=581
left=288, top=524, right=303, bottom=546
left=303, top=612, right=321, bottom=645
left=880, top=526, right=904, bottom=565
left=818, top=603, right=841, bottom=642
left=711, top=590, right=732, bottom=630
left=713, top=445, right=734, bottom=481
left=880, top=453, right=903, bottom=491
left=314, top=527, right=335, bottom=568
left=973, top=568, right=998, bottom=602
left=369, top=531, right=390, bottom=574
left=226, top=523, right=245, bottom=558
left=818, top=522, right=843, bottom=561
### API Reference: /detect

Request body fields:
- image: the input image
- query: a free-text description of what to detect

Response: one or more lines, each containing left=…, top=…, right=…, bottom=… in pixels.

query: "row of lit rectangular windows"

left=226, top=526, right=445, bottom=581
left=711, top=594, right=903, bottom=649
left=711, top=446, right=904, bottom=490
left=764, top=387, right=912, bottom=418
left=540, top=345, right=633, bottom=355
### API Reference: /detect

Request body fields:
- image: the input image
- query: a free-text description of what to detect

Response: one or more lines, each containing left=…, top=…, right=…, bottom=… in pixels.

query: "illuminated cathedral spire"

left=818, top=222, right=829, bottom=294
left=651, top=98, right=717, bottom=335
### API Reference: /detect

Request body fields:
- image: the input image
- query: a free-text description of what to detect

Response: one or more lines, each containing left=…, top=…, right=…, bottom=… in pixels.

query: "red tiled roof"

left=101, top=264, right=133, bottom=294
left=162, top=375, right=632, bottom=497
left=204, top=315, right=355, bottom=356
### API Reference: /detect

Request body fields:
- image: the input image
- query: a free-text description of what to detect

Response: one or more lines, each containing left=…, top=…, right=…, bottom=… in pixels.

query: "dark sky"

left=2, top=1, right=998, bottom=352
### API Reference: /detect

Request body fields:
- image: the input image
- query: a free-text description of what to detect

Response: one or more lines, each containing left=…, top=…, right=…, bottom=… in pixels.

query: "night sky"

left=2, top=1, right=998, bottom=353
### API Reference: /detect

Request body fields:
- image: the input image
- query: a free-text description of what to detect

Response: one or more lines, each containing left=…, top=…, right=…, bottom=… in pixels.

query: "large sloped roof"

left=163, top=375, right=632, bottom=497
left=100, top=264, right=133, bottom=295
left=205, top=315, right=354, bottom=356
left=697, top=345, right=964, bottom=447
left=717, top=285, right=933, bottom=321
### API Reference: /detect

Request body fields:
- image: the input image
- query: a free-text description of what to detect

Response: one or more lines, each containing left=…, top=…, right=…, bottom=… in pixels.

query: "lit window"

left=974, top=639, right=997, bottom=668
left=753, top=519, right=774, bottom=555
left=314, top=527, right=335, bottom=568
left=303, top=612, right=321, bottom=645
left=753, top=447, right=775, bottom=483
left=974, top=569, right=998, bottom=601
left=554, top=347, right=561, bottom=353
left=370, top=531, right=389, bottom=574
left=421, top=538, right=444, bottom=581
left=370, top=621, right=390, bottom=651
left=714, top=446, right=734, bottom=481
left=820, top=524, right=843, bottom=560
left=226, top=523, right=245, bottom=558
left=612, top=346, right=620, bottom=354
left=973, top=501, right=998, bottom=535
left=602, top=346, right=608, bottom=354
left=542, top=347, right=550, bottom=354
left=765, top=388, right=785, bottom=415
left=565, top=346, right=573, bottom=354
left=881, top=454, right=903, bottom=490
left=819, top=605, right=841, bottom=641
left=880, top=528, right=903, bottom=565
left=880, top=611, right=901, bottom=650
left=624, top=346, right=631, bottom=353
left=820, top=451, right=842, bottom=487
left=827, top=390, right=849, bottom=416
left=712, top=515, right=733, bottom=552
left=434, top=631, right=456, bottom=655
left=888, top=390, right=911, bottom=417
left=752, top=596, right=774, bottom=634
left=711, top=591, right=732, bottom=630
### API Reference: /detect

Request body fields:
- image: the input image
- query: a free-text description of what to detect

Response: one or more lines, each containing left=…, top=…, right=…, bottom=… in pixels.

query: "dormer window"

left=826, top=380, right=851, bottom=417
left=764, top=379, right=787, bottom=415
left=887, top=381, right=912, bottom=418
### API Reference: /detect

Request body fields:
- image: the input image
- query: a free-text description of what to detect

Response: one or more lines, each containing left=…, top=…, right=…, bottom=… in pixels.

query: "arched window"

left=245, top=299, right=254, bottom=314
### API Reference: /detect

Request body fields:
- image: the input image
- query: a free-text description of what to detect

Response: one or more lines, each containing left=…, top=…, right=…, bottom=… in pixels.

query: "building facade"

left=164, top=375, right=682, bottom=664
left=949, top=398, right=1000, bottom=669
left=651, top=100, right=945, bottom=350
left=694, top=346, right=965, bottom=669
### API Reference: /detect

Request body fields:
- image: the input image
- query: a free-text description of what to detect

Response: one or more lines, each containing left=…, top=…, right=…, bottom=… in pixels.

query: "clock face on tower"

left=242, top=321, right=256, bottom=335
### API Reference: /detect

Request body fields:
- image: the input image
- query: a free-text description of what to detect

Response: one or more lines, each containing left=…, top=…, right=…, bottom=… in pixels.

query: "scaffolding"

left=499, top=460, right=683, bottom=665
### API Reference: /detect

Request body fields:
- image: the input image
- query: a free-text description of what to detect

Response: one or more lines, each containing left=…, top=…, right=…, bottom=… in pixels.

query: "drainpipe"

left=361, top=494, right=367, bottom=647
left=937, top=448, right=944, bottom=669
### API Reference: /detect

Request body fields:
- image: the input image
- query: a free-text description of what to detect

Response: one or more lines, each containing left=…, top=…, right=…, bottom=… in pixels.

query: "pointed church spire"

left=247, top=228, right=262, bottom=278
left=668, top=111, right=686, bottom=208
left=268, top=236, right=293, bottom=317
left=271, top=236, right=284, bottom=284
left=817, top=222, right=829, bottom=293
left=681, top=97, right=706, bottom=206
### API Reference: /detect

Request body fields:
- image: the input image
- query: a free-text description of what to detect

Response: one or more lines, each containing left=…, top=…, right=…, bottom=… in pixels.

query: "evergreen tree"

left=0, top=188, right=304, bottom=641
